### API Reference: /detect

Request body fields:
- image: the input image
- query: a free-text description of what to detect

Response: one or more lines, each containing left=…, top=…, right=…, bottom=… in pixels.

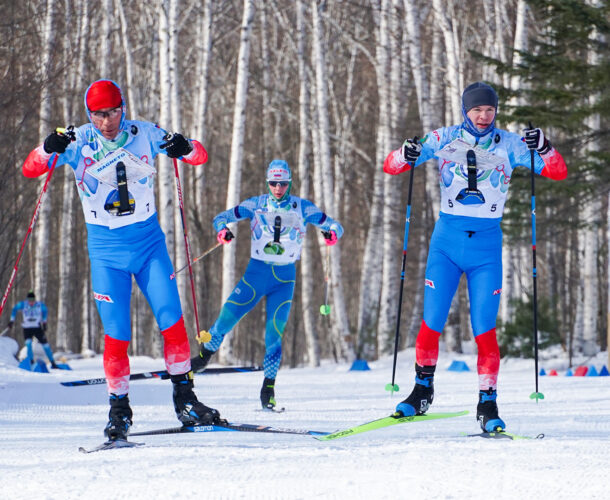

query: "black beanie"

left=462, top=82, right=498, bottom=112
left=27, top=290, right=35, bottom=299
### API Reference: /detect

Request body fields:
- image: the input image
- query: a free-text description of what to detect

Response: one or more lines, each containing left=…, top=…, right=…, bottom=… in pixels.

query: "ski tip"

left=529, top=392, right=545, bottom=401
left=79, top=439, right=144, bottom=453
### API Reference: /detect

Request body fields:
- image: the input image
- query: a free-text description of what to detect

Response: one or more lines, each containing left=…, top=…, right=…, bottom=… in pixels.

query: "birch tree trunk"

left=260, top=2, right=272, bottom=161
left=167, top=0, right=191, bottom=334
left=432, top=0, right=461, bottom=123
left=193, top=0, right=213, bottom=316
left=99, top=0, right=112, bottom=78
left=501, top=0, right=528, bottom=325
left=34, top=0, right=57, bottom=302
left=55, top=0, right=85, bottom=351
left=581, top=8, right=602, bottom=356
left=296, top=0, right=320, bottom=367
left=356, top=0, right=385, bottom=358
left=574, top=234, right=586, bottom=354
left=155, top=0, right=174, bottom=357
left=75, top=0, right=91, bottom=353
left=219, top=0, right=256, bottom=364
left=607, top=192, right=610, bottom=367
left=310, top=0, right=353, bottom=362
left=378, top=0, right=402, bottom=355
left=402, top=5, right=443, bottom=348
left=116, top=0, right=138, bottom=118
left=55, top=12, right=73, bottom=352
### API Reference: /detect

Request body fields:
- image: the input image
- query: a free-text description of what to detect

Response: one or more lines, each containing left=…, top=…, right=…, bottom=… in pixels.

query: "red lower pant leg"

left=103, top=335, right=130, bottom=396
left=162, top=316, right=192, bottom=375
left=415, top=320, right=441, bottom=368
left=475, top=328, right=500, bottom=391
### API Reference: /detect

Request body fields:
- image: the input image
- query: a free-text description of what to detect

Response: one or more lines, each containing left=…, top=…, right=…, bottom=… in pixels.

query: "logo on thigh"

left=94, top=292, right=114, bottom=303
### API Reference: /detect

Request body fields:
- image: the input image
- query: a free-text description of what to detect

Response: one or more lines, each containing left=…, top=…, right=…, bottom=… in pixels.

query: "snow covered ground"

left=0, top=337, right=608, bottom=500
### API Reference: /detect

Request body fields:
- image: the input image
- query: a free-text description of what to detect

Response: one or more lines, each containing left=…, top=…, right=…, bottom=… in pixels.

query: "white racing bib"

left=86, top=148, right=156, bottom=187
left=436, top=138, right=505, bottom=171
left=251, top=209, right=305, bottom=263
left=435, top=139, right=512, bottom=218
left=78, top=148, right=157, bottom=229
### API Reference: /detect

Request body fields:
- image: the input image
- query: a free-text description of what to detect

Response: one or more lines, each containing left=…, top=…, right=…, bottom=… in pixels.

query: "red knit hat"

left=86, top=80, right=122, bottom=111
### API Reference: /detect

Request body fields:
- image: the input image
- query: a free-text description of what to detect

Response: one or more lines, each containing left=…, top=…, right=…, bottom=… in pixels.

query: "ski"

left=130, top=420, right=328, bottom=437
left=314, top=410, right=469, bottom=441
left=78, top=439, right=144, bottom=454
left=462, top=430, right=545, bottom=440
left=61, top=363, right=262, bottom=387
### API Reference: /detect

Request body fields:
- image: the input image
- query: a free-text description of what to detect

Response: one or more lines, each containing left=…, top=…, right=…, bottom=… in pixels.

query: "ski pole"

left=319, top=243, right=331, bottom=315
left=0, top=327, right=9, bottom=337
left=172, top=242, right=223, bottom=277
left=527, top=123, right=544, bottom=402
left=385, top=136, right=419, bottom=394
left=0, top=129, right=69, bottom=318
left=170, top=152, right=206, bottom=342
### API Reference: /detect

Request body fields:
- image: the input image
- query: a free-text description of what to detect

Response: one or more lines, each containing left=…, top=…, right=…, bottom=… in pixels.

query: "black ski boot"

left=104, top=394, right=133, bottom=441
left=395, top=364, right=435, bottom=416
left=191, top=346, right=215, bottom=373
left=171, top=371, right=220, bottom=425
left=260, top=377, right=277, bottom=410
left=476, top=388, right=506, bottom=432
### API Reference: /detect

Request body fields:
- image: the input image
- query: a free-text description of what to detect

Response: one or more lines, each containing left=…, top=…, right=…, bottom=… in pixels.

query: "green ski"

left=462, top=431, right=545, bottom=440
left=315, top=410, right=469, bottom=441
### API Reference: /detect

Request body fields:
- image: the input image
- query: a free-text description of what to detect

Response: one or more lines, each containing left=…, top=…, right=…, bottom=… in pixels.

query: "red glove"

left=217, top=228, right=234, bottom=244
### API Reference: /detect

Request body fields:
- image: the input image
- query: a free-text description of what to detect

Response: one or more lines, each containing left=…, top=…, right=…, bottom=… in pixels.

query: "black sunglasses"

left=268, top=181, right=289, bottom=187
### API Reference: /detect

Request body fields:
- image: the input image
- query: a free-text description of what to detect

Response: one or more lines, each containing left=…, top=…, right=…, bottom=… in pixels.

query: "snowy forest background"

left=0, top=0, right=608, bottom=369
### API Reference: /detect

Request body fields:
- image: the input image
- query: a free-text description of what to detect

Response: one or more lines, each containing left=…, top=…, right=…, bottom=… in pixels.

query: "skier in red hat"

left=23, top=79, right=220, bottom=442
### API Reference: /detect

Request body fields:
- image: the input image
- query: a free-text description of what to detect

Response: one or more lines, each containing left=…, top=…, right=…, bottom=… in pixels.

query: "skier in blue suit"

left=384, top=82, right=567, bottom=432
left=7, top=291, right=57, bottom=369
left=193, top=160, right=344, bottom=410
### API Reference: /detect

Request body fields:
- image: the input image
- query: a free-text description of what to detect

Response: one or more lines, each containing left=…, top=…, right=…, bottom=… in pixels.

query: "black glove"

left=524, top=128, right=552, bottom=155
left=402, top=137, right=422, bottom=164
left=7, top=321, right=13, bottom=329
left=161, top=133, right=193, bottom=158
left=321, top=230, right=332, bottom=240
left=43, top=130, right=72, bottom=154
left=41, top=322, right=47, bottom=332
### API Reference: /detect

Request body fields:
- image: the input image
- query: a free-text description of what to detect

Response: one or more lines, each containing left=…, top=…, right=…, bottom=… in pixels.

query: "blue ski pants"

left=423, top=214, right=503, bottom=337
left=87, top=216, right=183, bottom=342
left=205, top=258, right=296, bottom=379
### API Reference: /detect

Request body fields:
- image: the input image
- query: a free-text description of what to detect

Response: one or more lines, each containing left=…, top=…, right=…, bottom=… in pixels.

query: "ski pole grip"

left=56, top=125, right=76, bottom=141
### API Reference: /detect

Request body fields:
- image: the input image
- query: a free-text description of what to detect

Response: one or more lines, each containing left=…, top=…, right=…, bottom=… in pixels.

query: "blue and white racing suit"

left=23, top=117, right=208, bottom=394
left=205, top=194, right=343, bottom=380
left=384, top=124, right=567, bottom=390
